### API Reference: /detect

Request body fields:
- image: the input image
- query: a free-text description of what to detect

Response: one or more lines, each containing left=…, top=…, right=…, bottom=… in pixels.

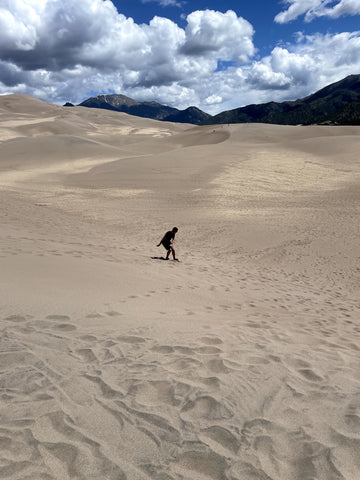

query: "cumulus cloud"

left=239, top=30, right=360, bottom=105
left=191, top=29, right=360, bottom=113
left=204, top=94, right=223, bottom=105
left=0, top=2, right=254, bottom=74
left=181, top=10, right=255, bottom=63
left=0, top=1, right=257, bottom=109
left=275, top=0, right=360, bottom=23
left=0, top=0, right=360, bottom=114
left=247, top=62, right=290, bottom=90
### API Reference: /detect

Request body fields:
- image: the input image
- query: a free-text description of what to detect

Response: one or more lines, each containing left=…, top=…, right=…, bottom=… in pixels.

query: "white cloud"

left=238, top=31, right=360, bottom=104
left=141, top=0, right=183, bottom=7
left=0, top=0, right=359, bottom=115
left=275, top=0, right=360, bottom=23
left=192, top=29, right=360, bottom=113
left=0, top=2, right=255, bottom=74
left=181, top=10, right=255, bottom=63
left=247, top=61, right=291, bottom=90
left=0, top=1, right=256, bottom=109
left=205, top=94, right=223, bottom=105
left=0, top=0, right=42, bottom=50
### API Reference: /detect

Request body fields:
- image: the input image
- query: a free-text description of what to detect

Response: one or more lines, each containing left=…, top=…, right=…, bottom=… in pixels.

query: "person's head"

left=172, top=227, right=178, bottom=233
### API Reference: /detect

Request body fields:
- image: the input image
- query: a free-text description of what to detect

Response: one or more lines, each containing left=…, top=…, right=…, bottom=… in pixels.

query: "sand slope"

left=1, top=94, right=360, bottom=480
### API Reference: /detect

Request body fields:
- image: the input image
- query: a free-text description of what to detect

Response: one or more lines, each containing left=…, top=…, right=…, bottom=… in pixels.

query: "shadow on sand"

left=151, top=257, right=182, bottom=262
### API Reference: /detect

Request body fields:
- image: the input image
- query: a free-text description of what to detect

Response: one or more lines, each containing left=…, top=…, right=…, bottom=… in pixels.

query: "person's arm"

left=157, top=236, right=165, bottom=247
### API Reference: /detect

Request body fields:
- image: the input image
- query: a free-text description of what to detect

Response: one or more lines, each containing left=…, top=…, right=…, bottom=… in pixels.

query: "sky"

left=0, top=0, right=360, bottom=114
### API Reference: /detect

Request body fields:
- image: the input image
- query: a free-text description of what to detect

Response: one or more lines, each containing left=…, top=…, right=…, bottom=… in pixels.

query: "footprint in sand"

left=176, top=450, right=228, bottom=480
left=200, top=336, right=223, bottom=346
left=229, top=461, right=270, bottom=480
left=106, top=311, right=122, bottom=317
left=46, top=315, right=71, bottom=321
left=167, top=357, right=202, bottom=373
left=345, top=412, right=360, bottom=432
left=86, top=313, right=104, bottom=319
left=79, top=335, right=97, bottom=342
left=196, top=346, right=223, bottom=355
left=76, top=348, right=97, bottom=363
left=181, top=395, right=232, bottom=421
left=174, top=346, right=194, bottom=355
left=286, top=358, right=311, bottom=369
left=200, top=376, right=221, bottom=389
left=131, top=380, right=178, bottom=407
left=298, top=369, right=323, bottom=382
left=151, top=345, right=175, bottom=354
left=52, top=323, right=77, bottom=332
left=206, top=358, right=231, bottom=374
left=83, top=374, right=123, bottom=399
left=244, top=356, right=270, bottom=366
left=199, top=425, right=240, bottom=455
left=5, top=315, right=27, bottom=322
left=118, top=335, right=146, bottom=344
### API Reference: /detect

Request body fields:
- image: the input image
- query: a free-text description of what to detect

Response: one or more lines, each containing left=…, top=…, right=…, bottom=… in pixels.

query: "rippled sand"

left=1, top=94, right=360, bottom=480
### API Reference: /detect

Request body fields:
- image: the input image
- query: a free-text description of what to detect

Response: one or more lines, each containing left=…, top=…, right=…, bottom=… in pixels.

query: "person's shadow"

left=151, top=257, right=182, bottom=262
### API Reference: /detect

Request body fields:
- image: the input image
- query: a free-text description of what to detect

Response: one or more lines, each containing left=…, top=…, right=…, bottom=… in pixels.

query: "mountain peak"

left=71, top=75, right=360, bottom=126
left=77, top=94, right=210, bottom=124
left=203, top=74, right=360, bottom=126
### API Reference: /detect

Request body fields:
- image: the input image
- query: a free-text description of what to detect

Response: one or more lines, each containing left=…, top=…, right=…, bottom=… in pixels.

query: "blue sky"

left=115, top=0, right=360, bottom=56
left=0, top=0, right=359, bottom=113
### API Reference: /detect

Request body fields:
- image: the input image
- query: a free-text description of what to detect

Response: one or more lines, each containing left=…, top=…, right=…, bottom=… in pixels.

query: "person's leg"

left=166, top=248, right=171, bottom=259
left=172, top=247, right=176, bottom=259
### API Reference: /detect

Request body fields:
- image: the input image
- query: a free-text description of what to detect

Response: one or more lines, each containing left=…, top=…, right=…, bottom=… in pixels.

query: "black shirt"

left=162, top=230, right=175, bottom=247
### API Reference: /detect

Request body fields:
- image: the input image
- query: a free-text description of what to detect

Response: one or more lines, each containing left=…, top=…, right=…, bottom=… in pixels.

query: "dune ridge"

left=1, top=94, right=360, bottom=480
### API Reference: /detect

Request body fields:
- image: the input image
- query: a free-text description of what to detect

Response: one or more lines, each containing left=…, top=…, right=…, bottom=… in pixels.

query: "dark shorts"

left=162, top=243, right=173, bottom=251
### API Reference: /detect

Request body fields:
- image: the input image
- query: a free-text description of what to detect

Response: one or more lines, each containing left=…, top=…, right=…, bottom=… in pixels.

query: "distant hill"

left=74, top=94, right=211, bottom=125
left=162, top=106, right=212, bottom=124
left=66, top=75, right=360, bottom=126
left=202, top=74, right=360, bottom=126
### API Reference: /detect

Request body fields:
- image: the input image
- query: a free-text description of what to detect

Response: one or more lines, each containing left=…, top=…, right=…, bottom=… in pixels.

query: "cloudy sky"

left=0, top=0, right=359, bottom=113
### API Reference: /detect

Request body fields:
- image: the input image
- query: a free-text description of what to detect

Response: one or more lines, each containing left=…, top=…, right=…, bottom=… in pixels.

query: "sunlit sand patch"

left=0, top=117, right=58, bottom=141
left=87, top=126, right=136, bottom=136
left=133, top=127, right=173, bottom=137
left=0, top=117, right=56, bottom=128
left=102, top=188, right=149, bottom=198
left=211, top=149, right=360, bottom=202
left=0, top=129, right=25, bottom=141
left=0, top=156, right=124, bottom=187
left=87, top=126, right=173, bottom=138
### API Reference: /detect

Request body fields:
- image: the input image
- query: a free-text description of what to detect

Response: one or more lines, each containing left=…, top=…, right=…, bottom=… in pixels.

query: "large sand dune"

left=1, top=94, right=360, bottom=480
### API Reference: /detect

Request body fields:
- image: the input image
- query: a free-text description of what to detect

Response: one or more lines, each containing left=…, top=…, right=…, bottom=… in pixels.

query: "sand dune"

left=1, top=94, right=360, bottom=480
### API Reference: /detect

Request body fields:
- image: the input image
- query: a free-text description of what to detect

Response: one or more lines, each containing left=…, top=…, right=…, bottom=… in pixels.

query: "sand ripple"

left=1, top=310, right=359, bottom=480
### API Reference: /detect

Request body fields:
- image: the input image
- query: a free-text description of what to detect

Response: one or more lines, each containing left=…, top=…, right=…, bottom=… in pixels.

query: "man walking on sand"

left=157, top=227, right=178, bottom=260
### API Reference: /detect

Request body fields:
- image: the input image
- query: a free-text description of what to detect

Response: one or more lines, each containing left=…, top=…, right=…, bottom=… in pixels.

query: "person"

left=157, top=227, right=178, bottom=260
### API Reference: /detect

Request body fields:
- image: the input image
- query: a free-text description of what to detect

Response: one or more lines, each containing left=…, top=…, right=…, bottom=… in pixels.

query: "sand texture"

left=1, top=94, right=360, bottom=480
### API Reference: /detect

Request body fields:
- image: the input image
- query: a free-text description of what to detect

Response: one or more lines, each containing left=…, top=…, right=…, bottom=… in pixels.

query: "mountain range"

left=65, top=74, right=360, bottom=126
left=205, top=74, right=360, bottom=126
left=65, top=94, right=212, bottom=125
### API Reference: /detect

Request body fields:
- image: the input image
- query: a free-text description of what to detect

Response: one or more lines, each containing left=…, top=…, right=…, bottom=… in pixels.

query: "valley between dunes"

left=1, top=94, right=360, bottom=480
